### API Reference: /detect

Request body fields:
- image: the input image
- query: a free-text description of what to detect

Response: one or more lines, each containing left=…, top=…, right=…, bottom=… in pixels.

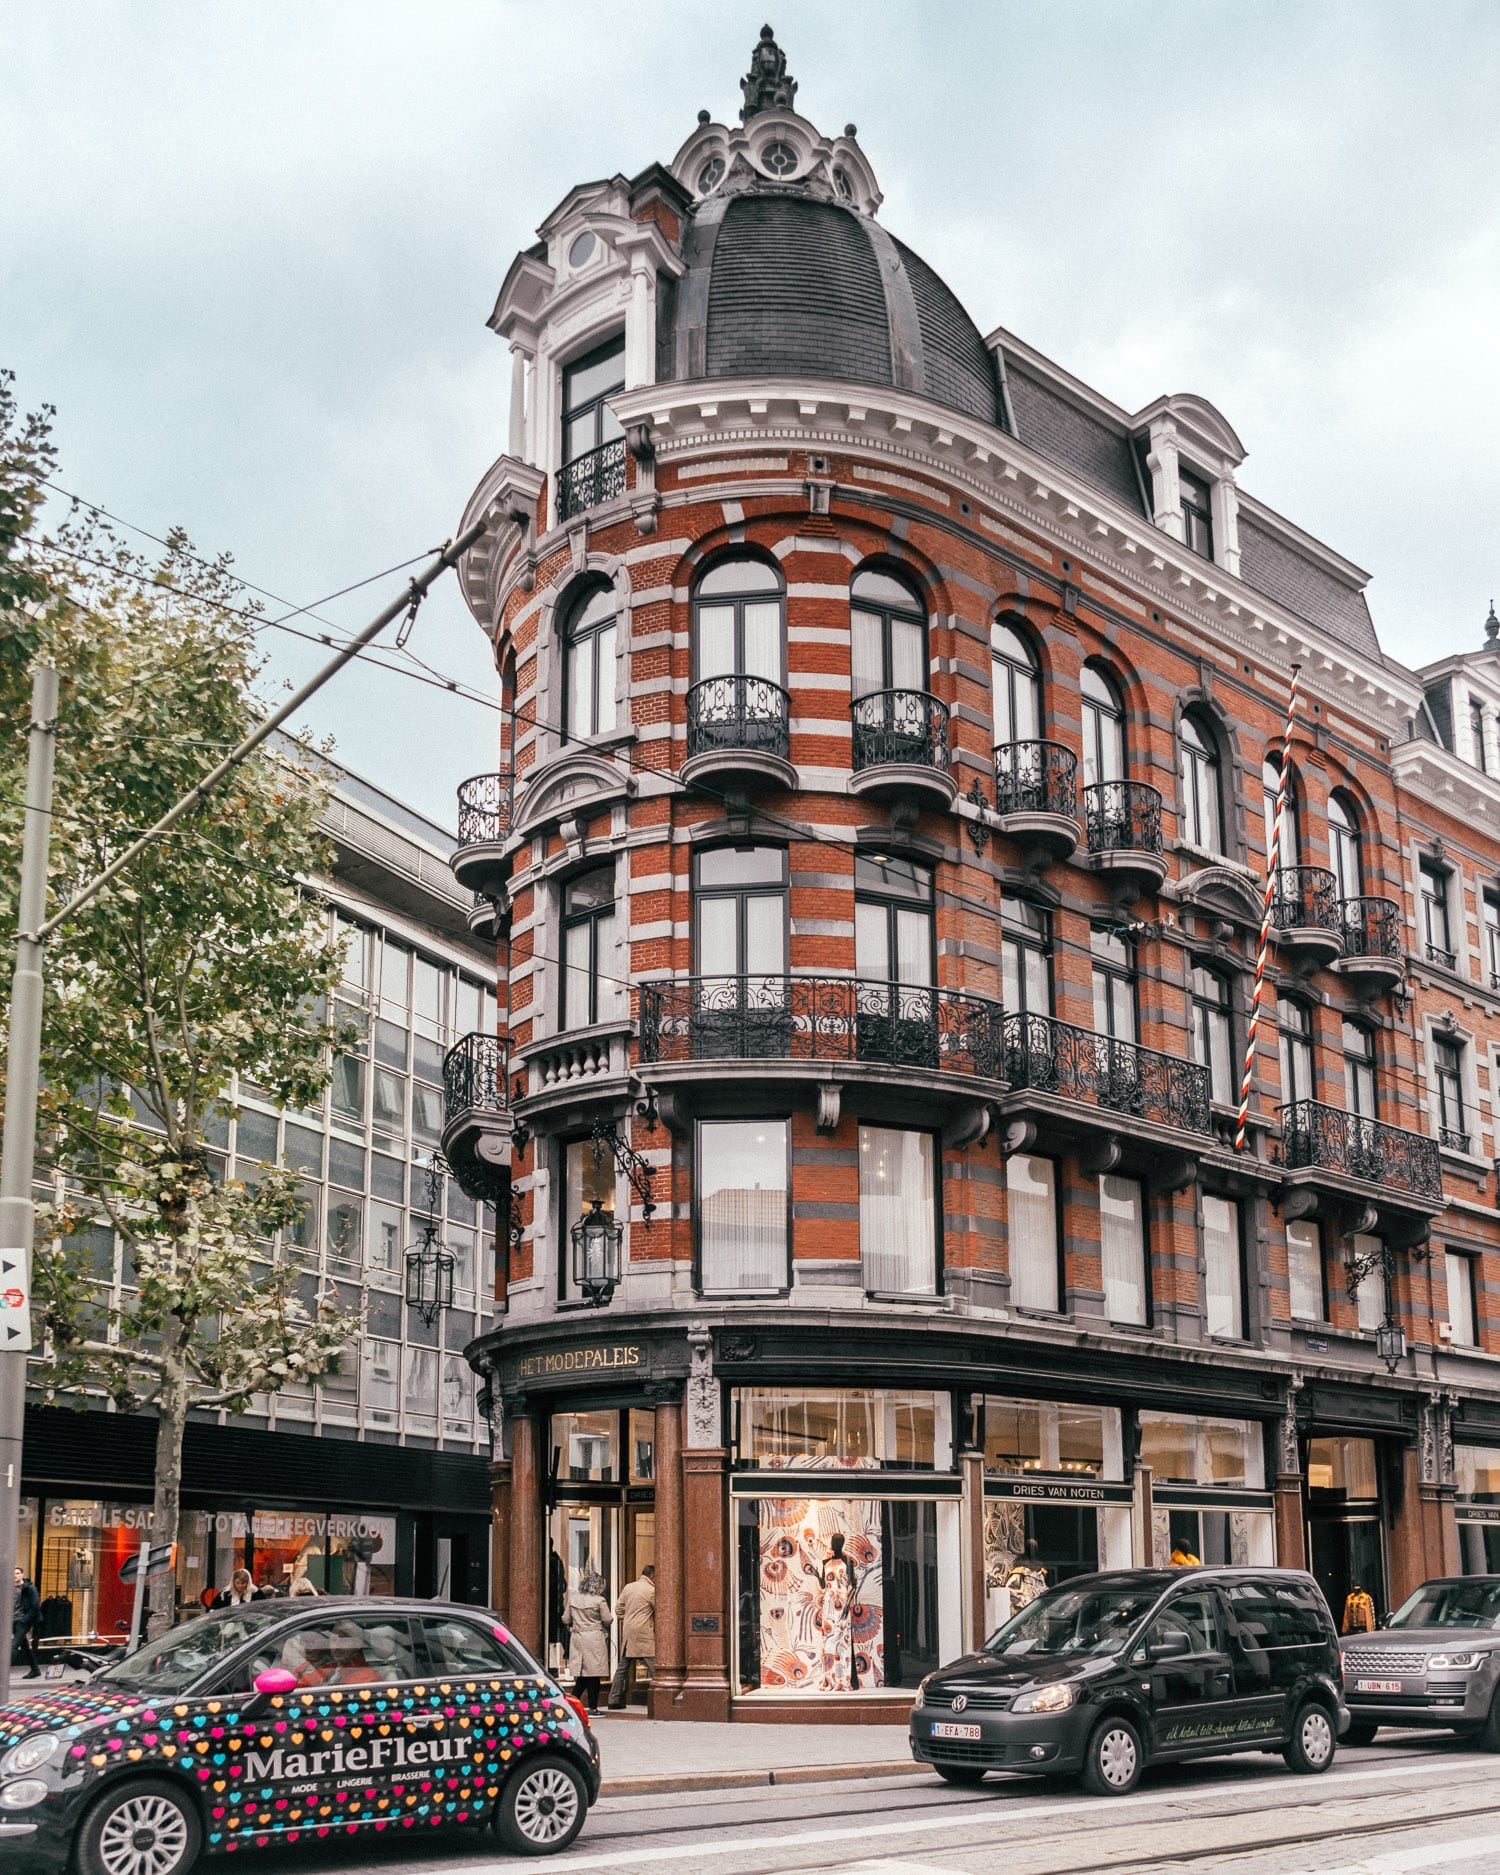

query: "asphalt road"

left=213, top=1734, right=1500, bottom=1875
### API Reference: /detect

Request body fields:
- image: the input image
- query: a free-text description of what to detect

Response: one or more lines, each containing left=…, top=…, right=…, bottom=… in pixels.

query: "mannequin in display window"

left=1343, top=1583, right=1377, bottom=1634
left=1005, top=1539, right=1048, bottom=1610
left=817, top=1534, right=855, bottom=1693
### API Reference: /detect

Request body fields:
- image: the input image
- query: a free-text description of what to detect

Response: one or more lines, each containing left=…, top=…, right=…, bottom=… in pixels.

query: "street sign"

left=119, top=1542, right=176, bottom=1583
left=0, top=1246, right=30, bottom=1351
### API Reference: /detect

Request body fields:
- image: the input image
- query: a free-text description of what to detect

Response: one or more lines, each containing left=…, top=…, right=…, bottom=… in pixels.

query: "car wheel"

left=1343, top=1722, right=1379, bottom=1749
left=932, top=1763, right=987, bottom=1786
left=75, top=1778, right=202, bottom=1875
left=494, top=1753, right=589, bottom=1856
left=1475, top=1692, right=1500, bottom=1753
left=1283, top=1701, right=1336, bottom=1774
left=1079, top=1716, right=1143, bottom=1796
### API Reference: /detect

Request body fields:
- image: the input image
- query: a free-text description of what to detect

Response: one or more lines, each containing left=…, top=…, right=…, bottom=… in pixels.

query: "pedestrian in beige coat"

left=608, top=1564, right=656, bottom=1708
left=564, top=1570, right=613, bottom=1712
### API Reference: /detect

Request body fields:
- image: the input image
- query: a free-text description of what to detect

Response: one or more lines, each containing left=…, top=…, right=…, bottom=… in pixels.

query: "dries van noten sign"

left=984, top=1479, right=1134, bottom=1505
left=516, top=1342, right=643, bottom=1380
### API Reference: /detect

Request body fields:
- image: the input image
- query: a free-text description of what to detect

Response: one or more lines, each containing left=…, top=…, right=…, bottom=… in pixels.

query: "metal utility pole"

left=0, top=661, right=57, bottom=1704
left=0, top=522, right=486, bottom=1699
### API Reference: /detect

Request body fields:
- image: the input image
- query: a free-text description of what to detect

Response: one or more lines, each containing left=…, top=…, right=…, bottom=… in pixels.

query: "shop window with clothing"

left=696, top=1118, right=790, bottom=1293
left=1006, top=1152, right=1060, bottom=1312
left=1456, top=1448, right=1500, bottom=1573
left=1306, top=1436, right=1387, bottom=1632
left=978, top=1397, right=1130, bottom=1628
left=858, top=1125, right=938, bottom=1296
left=1139, top=1411, right=1273, bottom=1570
left=731, top=1387, right=959, bottom=1697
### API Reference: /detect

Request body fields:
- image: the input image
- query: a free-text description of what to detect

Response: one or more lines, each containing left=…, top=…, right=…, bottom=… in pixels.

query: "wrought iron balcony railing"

left=1084, top=779, right=1164, bottom=856
left=456, top=771, right=514, bottom=847
left=1427, top=941, right=1458, bottom=970
left=1338, top=896, right=1402, bottom=962
left=1440, top=1125, right=1471, bottom=1154
left=1279, top=1098, right=1443, bottom=1201
left=686, top=674, right=791, bottom=764
left=1270, top=865, right=1341, bottom=935
left=443, top=1032, right=511, bottom=1124
left=1001, top=1012, right=1212, bottom=1135
left=992, top=740, right=1078, bottom=819
left=638, top=974, right=1003, bottom=1079
left=850, top=688, right=950, bottom=774
left=556, top=437, right=627, bottom=522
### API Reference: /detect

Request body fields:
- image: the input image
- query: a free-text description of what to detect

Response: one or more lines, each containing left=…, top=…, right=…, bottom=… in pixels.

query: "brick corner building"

left=449, top=26, right=1500, bottom=1720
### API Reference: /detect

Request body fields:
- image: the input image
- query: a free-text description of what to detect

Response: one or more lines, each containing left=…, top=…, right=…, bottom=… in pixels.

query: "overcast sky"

left=5, top=3, right=1498, bottom=828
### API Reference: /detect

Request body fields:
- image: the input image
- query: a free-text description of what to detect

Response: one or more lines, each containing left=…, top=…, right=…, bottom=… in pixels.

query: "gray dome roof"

left=665, top=192, right=999, bottom=426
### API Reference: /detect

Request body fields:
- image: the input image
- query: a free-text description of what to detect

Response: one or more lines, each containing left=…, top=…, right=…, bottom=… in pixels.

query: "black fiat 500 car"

left=910, top=1567, right=1346, bottom=1795
left=0, top=1597, right=600, bottom=1874
left=1341, top=1575, right=1500, bottom=1747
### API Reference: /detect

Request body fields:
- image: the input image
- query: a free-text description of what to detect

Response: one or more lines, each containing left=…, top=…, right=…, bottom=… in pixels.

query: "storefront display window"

left=1456, top=1447, right=1500, bottom=1500
left=553, top=1410, right=620, bottom=1482
left=980, top=1399, right=1119, bottom=1478
left=734, top=1388, right=948, bottom=1471
left=734, top=1494, right=954, bottom=1694
left=1306, top=1436, right=1378, bottom=1498
left=629, top=1408, right=655, bottom=1482
left=1139, top=1411, right=1263, bottom=1488
left=1456, top=1447, right=1500, bottom=1573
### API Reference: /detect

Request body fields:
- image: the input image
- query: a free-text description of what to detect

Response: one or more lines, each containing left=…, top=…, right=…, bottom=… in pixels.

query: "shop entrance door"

left=1305, top=1436, right=1387, bottom=1633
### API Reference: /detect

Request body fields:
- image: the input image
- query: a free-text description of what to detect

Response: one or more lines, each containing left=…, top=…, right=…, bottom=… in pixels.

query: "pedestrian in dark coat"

left=12, top=1565, right=42, bottom=1678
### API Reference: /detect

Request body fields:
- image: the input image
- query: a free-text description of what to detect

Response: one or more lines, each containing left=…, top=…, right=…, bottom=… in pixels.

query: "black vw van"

left=910, top=1567, right=1346, bottom=1795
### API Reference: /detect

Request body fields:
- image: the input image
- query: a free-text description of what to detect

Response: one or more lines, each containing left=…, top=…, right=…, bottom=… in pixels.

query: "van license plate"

left=932, top=1722, right=981, bottom=1740
left=1356, top=1680, right=1402, bottom=1694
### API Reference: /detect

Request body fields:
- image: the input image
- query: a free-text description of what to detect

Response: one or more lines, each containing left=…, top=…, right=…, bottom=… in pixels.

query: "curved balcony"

left=683, top=674, right=795, bottom=792
left=1280, top=1098, right=1443, bottom=1243
left=556, top=437, right=627, bottom=523
left=1333, top=896, right=1404, bottom=997
left=451, top=772, right=514, bottom=897
left=1270, top=865, right=1343, bottom=972
left=441, top=1032, right=514, bottom=1206
left=992, top=741, right=1079, bottom=864
left=1083, top=779, right=1167, bottom=890
left=848, top=689, right=956, bottom=810
left=639, top=973, right=1002, bottom=1129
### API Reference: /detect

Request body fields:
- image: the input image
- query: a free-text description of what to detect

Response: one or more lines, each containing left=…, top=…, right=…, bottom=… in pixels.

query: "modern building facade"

left=449, top=27, right=1500, bottom=1720
left=19, top=759, right=500, bottom=1640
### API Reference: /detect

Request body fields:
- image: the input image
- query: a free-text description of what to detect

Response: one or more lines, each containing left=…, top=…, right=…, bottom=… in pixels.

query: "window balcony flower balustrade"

left=1000, top=1012, right=1212, bottom=1142
left=556, top=437, right=627, bottom=523
left=683, top=672, right=795, bottom=791
left=1279, top=1097, right=1444, bottom=1243
left=440, top=1031, right=514, bottom=1206
left=450, top=771, right=514, bottom=899
left=1332, top=895, right=1404, bottom=997
left=991, top=740, right=1079, bottom=864
left=1269, top=865, right=1344, bottom=972
left=1082, top=779, right=1167, bottom=890
left=848, top=689, right=956, bottom=810
left=637, top=973, right=1004, bottom=1085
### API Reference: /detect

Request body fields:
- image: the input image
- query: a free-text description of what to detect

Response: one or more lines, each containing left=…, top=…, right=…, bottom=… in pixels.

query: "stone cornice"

left=1392, top=737, right=1500, bottom=830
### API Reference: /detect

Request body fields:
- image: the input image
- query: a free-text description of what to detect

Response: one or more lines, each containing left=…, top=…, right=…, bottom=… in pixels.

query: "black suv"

left=0, top=1598, right=600, bottom=1875
left=910, top=1567, right=1346, bottom=1795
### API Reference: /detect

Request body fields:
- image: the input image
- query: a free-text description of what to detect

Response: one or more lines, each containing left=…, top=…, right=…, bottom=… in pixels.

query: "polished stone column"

left=679, top=1444, right=731, bottom=1720
left=488, top=1454, right=513, bottom=1624
left=648, top=1393, right=685, bottom=1718
left=506, top=1401, right=543, bottom=1655
left=962, top=1445, right=986, bottom=1653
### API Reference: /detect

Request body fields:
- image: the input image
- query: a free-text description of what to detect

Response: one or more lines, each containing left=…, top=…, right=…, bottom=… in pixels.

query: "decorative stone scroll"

left=685, top=1321, right=722, bottom=1448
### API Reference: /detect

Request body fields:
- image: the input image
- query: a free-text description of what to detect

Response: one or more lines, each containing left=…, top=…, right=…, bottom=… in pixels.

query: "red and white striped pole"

left=1236, top=664, right=1302, bottom=1152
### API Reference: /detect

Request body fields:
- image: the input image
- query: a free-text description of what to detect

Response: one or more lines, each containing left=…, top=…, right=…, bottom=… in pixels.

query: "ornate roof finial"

left=1486, top=597, right=1499, bottom=648
left=740, top=23, right=797, bottom=122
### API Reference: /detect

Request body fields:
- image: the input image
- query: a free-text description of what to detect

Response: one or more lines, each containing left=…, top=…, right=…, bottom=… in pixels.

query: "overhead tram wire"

left=27, top=496, right=1010, bottom=930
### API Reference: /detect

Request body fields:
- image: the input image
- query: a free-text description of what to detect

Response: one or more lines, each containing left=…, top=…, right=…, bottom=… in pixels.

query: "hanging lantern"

left=405, top=1236, right=455, bottom=1325
left=1376, top=1317, right=1407, bottom=1374
left=571, top=1197, right=622, bottom=1306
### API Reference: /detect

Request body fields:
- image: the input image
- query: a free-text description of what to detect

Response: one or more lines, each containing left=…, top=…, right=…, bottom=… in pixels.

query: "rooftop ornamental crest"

left=740, top=23, right=797, bottom=121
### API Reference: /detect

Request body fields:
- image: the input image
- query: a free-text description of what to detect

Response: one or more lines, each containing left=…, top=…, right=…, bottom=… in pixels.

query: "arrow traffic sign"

left=0, top=1245, right=32, bottom=1352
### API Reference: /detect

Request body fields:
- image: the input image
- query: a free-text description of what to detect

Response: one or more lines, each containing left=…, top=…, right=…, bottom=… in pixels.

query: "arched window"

left=991, top=620, right=1040, bottom=747
left=851, top=567, right=927, bottom=700
left=1329, top=793, right=1362, bottom=901
left=1179, top=713, right=1223, bottom=854
left=1261, top=756, right=1301, bottom=868
left=562, top=583, right=616, bottom=742
left=1081, top=663, right=1125, bottom=787
left=692, top=556, right=784, bottom=683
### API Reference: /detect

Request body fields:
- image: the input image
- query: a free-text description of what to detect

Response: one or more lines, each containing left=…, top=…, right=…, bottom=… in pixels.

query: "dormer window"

left=697, top=156, right=726, bottom=194
left=558, top=335, right=626, bottom=521
left=567, top=230, right=597, bottom=269
left=1471, top=699, right=1489, bottom=774
left=1180, top=467, right=1214, bottom=560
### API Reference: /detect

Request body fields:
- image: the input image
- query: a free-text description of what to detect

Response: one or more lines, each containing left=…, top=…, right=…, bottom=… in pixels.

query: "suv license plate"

left=1356, top=1679, right=1402, bottom=1694
left=931, top=1721, right=981, bottom=1740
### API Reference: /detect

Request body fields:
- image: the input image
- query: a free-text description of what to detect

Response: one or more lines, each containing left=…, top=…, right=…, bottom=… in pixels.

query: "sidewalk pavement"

left=592, top=1712, right=918, bottom=1796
